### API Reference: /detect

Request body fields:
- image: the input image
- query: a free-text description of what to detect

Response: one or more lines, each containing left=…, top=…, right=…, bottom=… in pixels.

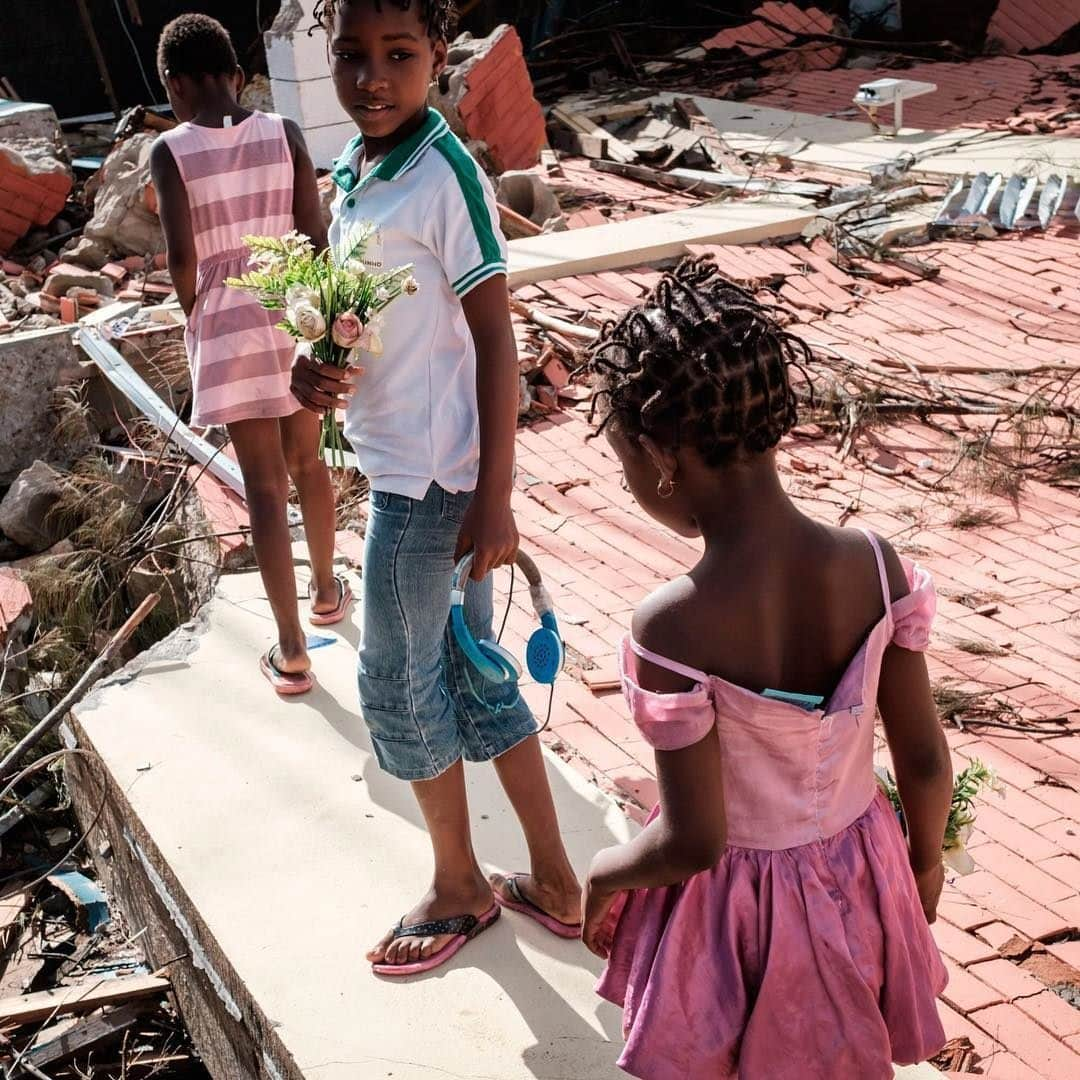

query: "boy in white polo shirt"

left=292, top=0, right=582, bottom=974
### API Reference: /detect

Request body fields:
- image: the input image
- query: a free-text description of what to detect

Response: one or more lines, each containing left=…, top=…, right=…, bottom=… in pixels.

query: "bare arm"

left=583, top=611, right=727, bottom=956
left=283, top=118, right=328, bottom=254
left=457, top=274, right=520, bottom=580
left=149, top=139, right=196, bottom=315
left=878, top=540, right=952, bottom=923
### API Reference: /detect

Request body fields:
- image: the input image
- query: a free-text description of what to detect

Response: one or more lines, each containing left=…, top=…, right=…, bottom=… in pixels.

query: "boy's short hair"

left=157, top=14, right=238, bottom=82
left=315, top=0, right=458, bottom=42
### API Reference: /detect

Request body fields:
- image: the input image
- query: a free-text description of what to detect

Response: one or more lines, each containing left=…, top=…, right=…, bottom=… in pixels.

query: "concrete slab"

left=688, top=97, right=1080, bottom=180
left=65, top=555, right=944, bottom=1078
left=67, top=559, right=632, bottom=1079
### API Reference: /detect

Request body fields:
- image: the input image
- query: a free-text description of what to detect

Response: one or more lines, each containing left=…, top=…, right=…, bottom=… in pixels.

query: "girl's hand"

left=912, top=860, right=944, bottom=924
left=582, top=851, right=624, bottom=959
left=455, top=492, right=518, bottom=581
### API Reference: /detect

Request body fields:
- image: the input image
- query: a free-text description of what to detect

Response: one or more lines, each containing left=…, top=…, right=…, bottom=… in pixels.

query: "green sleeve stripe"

left=452, top=260, right=507, bottom=296
left=433, top=134, right=503, bottom=271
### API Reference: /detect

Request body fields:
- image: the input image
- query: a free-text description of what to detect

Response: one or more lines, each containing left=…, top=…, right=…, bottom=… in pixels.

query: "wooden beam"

left=507, top=203, right=815, bottom=287
left=550, top=106, right=638, bottom=164
left=22, top=1001, right=151, bottom=1068
left=0, top=974, right=169, bottom=1026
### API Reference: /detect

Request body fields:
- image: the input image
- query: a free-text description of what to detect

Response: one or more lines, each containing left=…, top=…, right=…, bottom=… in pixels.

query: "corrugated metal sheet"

left=935, top=172, right=1076, bottom=231
left=987, top=0, right=1080, bottom=53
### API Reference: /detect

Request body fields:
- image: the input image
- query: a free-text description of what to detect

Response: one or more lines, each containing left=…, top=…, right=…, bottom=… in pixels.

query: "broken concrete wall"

left=82, top=134, right=163, bottom=258
left=265, top=0, right=354, bottom=170
left=0, top=102, right=73, bottom=254
left=0, top=325, right=92, bottom=486
left=433, top=25, right=547, bottom=174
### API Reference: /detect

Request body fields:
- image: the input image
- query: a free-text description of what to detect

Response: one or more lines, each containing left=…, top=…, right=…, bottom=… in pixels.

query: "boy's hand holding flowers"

left=227, top=228, right=416, bottom=464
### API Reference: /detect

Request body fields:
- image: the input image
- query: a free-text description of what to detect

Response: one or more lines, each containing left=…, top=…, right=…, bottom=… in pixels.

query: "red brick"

left=969, top=1002, right=1080, bottom=1076
left=932, top=919, right=1000, bottom=966
left=1039, top=854, right=1080, bottom=892
left=966, top=842, right=1075, bottom=905
left=976, top=921, right=1021, bottom=951
left=606, top=764, right=659, bottom=809
left=1046, top=939, right=1080, bottom=969
left=967, top=958, right=1044, bottom=1002
left=557, top=721, right=632, bottom=772
left=936, top=1000, right=1002, bottom=1061
left=941, top=957, right=1002, bottom=1013
left=952, top=869, right=1072, bottom=940
left=1015, top=988, right=1080, bottom=1038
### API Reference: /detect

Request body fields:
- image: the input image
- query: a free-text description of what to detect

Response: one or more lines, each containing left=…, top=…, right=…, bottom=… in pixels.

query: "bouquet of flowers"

left=876, top=759, right=1004, bottom=875
left=226, top=228, right=417, bottom=466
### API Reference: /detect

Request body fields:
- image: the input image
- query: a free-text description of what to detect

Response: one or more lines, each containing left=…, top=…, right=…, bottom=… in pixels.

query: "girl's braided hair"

left=314, top=0, right=458, bottom=40
left=587, top=257, right=812, bottom=465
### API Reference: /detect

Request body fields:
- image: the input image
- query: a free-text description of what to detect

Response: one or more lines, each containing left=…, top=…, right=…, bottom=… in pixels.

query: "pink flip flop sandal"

left=494, top=875, right=582, bottom=939
left=372, top=903, right=501, bottom=977
left=310, top=575, right=354, bottom=626
left=259, top=645, right=314, bottom=696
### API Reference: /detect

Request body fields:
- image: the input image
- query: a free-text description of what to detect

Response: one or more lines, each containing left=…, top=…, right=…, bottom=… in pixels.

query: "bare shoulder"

left=629, top=577, right=704, bottom=692
left=875, top=534, right=912, bottom=604
left=819, top=523, right=907, bottom=600
left=149, top=135, right=179, bottom=180
left=281, top=117, right=307, bottom=151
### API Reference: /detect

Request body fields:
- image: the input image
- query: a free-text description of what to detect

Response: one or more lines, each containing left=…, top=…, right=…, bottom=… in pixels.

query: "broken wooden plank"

left=549, top=127, right=609, bottom=160
left=22, top=1001, right=151, bottom=1068
left=551, top=106, right=637, bottom=164
left=0, top=890, right=29, bottom=958
left=507, top=203, right=814, bottom=287
left=0, top=973, right=169, bottom=1026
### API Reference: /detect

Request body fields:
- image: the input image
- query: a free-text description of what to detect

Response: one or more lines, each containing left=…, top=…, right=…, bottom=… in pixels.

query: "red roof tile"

left=703, top=2, right=843, bottom=72
left=748, top=52, right=1080, bottom=132
left=987, top=1, right=1080, bottom=53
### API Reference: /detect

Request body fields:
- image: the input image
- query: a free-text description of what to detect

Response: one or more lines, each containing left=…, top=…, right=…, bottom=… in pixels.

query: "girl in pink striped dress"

left=151, top=14, right=350, bottom=695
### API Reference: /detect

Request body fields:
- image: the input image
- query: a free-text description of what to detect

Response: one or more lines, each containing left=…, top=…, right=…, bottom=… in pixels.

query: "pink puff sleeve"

left=890, top=559, right=936, bottom=651
left=618, top=641, right=716, bottom=750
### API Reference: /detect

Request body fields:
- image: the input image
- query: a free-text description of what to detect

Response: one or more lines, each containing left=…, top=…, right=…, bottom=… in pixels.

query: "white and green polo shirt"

left=328, top=108, right=508, bottom=499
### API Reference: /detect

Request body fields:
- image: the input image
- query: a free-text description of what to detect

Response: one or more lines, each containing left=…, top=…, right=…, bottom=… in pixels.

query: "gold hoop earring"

left=657, top=477, right=675, bottom=499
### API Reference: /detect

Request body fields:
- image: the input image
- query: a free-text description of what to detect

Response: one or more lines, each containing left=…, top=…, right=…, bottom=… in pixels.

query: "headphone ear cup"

left=477, top=640, right=522, bottom=684
left=526, top=628, right=564, bottom=684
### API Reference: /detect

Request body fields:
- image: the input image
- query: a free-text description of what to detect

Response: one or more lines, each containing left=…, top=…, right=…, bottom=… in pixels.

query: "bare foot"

left=368, top=877, right=494, bottom=968
left=490, top=871, right=581, bottom=927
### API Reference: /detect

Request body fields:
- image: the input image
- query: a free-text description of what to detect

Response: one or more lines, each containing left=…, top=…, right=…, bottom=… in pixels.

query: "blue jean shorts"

left=357, top=482, right=538, bottom=781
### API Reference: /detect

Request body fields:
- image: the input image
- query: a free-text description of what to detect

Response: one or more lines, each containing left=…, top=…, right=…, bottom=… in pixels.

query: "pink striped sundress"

left=161, top=111, right=301, bottom=426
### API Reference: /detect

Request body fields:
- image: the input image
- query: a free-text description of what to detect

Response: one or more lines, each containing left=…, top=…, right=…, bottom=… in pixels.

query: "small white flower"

left=289, top=302, right=326, bottom=343
left=364, top=329, right=383, bottom=357
left=375, top=285, right=390, bottom=303
left=402, top=274, right=419, bottom=296
left=250, top=250, right=286, bottom=273
left=286, top=284, right=321, bottom=311
left=280, top=230, right=314, bottom=257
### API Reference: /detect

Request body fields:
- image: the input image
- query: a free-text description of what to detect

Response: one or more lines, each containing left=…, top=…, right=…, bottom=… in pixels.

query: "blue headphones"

left=450, top=550, right=564, bottom=686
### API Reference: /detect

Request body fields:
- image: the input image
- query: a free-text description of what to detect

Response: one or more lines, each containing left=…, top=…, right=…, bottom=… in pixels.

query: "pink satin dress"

left=597, top=531, right=948, bottom=1079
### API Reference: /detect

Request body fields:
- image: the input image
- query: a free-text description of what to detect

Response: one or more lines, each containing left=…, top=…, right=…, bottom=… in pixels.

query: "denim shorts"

left=357, top=482, right=538, bottom=781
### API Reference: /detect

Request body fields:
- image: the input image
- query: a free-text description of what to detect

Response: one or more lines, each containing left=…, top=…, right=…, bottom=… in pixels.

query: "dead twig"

left=0, top=594, right=160, bottom=779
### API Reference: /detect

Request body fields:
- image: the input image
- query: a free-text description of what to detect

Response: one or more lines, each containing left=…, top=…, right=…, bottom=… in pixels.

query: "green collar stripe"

left=331, top=109, right=448, bottom=194
left=433, top=133, right=503, bottom=272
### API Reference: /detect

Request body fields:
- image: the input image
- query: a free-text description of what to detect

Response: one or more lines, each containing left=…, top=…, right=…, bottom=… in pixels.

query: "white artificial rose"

left=364, top=329, right=383, bottom=357
left=402, top=274, right=419, bottom=295
left=290, top=303, right=327, bottom=343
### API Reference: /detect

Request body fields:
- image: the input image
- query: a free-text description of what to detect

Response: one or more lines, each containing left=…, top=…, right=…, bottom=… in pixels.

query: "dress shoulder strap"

left=627, top=636, right=709, bottom=685
left=857, top=527, right=893, bottom=625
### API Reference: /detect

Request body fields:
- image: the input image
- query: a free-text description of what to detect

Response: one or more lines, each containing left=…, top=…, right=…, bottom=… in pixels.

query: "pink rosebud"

left=331, top=310, right=364, bottom=349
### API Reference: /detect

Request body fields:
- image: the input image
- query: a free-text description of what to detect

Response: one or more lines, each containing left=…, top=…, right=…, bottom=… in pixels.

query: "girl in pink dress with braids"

left=580, top=257, right=952, bottom=1080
